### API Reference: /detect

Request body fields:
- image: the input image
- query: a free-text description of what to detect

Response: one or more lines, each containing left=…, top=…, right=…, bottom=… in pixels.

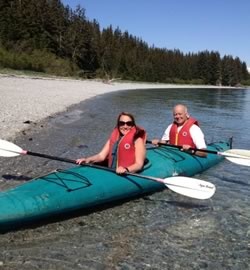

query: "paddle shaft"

left=23, top=150, right=77, bottom=164
left=146, top=140, right=224, bottom=155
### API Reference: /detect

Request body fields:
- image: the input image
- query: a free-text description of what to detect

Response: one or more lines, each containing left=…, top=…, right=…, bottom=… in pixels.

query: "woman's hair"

left=116, top=112, right=135, bottom=127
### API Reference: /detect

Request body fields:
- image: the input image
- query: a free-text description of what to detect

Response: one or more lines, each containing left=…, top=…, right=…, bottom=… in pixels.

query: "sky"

left=62, top=0, right=250, bottom=70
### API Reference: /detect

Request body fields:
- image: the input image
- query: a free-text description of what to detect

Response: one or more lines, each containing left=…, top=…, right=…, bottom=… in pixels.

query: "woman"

left=76, top=112, right=147, bottom=174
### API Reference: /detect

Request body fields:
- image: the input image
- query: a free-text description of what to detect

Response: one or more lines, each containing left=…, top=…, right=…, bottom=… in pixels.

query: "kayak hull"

left=0, top=140, right=231, bottom=231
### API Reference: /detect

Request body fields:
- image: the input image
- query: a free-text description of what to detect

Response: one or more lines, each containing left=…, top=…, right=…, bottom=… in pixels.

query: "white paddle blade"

left=163, top=176, right=216, bottom=200
left=225, top=149, right=250, bottom=159
left=225, top=157, right=250, bottom=166
left=0, top=139, right=23, bottom=157
left=224, top=149, right=250, bottom=166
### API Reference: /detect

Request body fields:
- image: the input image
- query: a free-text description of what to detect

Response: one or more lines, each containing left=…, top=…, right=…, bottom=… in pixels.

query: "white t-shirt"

left=161, top=124, right=207, bottom=149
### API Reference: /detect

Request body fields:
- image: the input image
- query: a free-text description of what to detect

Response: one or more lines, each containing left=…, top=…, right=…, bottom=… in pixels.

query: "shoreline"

left=0, top=74, right=239, bottom=140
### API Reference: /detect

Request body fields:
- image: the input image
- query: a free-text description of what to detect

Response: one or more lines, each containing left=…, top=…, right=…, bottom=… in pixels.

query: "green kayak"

left=0, top=140, right=231, bottom=231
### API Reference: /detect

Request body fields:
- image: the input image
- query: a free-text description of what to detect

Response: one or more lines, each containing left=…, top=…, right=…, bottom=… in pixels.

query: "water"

left=0, top=87, right=249, bottom=269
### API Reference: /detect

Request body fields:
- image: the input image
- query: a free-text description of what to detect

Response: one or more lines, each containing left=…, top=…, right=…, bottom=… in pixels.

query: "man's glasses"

left=118, top=121, right=134, bottom=127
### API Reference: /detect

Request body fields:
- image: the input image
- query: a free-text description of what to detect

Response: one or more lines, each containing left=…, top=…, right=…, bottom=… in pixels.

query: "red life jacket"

left=169, top=117, right=199, bottom=147
left=108, top=126, right=146, bottom=168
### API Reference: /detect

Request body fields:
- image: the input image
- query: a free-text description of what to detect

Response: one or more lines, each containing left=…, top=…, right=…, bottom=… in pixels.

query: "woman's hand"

left=116, top=166, right=128, bottom=175
left=76, top=158, right=87, bottom=165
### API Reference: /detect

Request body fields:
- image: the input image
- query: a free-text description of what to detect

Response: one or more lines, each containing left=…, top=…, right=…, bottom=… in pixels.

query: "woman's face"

left=118, top=115, right=134, bottom=135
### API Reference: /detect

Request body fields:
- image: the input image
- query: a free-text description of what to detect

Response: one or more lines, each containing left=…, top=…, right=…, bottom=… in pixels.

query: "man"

left=151, top=104, right=207, bottom=157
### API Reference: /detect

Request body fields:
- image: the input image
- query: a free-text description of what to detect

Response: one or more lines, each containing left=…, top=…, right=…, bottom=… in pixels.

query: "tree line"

left=0, top=0, right=249, bottom=86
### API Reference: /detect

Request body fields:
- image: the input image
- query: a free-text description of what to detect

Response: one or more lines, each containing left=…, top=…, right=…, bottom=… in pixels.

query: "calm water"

left=1, top=87, right=250, bottom=270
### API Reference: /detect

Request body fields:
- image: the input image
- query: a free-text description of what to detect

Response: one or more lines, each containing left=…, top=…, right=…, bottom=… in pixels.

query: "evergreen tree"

left=0, top=0, right=248, bottom=85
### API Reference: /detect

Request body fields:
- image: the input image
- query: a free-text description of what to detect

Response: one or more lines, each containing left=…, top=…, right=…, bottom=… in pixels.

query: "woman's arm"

left=76, top=140, right=110, bottom=164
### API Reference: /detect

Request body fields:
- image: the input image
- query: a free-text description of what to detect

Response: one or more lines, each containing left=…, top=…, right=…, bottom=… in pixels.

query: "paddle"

left=0, top=139, right=215, bottom=199
left=146, top=140, right=250, bottom=167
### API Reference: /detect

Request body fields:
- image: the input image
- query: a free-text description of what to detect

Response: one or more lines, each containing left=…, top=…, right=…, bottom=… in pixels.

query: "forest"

left=0, top=0, right=249, bottom=86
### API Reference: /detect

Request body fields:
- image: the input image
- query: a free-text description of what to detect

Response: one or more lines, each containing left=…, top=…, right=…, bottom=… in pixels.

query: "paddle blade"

left=163, top=176, right=216, bottom=199
left=0, top=139, right=23, bottom=157
left=225, top=157, right=250, bottom=166
left=225, top=149, right=250, bottom=158
left=224, top=149, right=250, bottom=166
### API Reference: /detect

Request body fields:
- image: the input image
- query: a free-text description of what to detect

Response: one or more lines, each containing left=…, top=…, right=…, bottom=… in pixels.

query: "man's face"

left=173, top=106, right=188, bottom=126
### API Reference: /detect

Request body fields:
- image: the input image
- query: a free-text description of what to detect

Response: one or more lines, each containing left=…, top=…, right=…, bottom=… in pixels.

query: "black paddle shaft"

left=146, top=140, right=220, bottom=155
left=27, top=151, right=77, bottom=164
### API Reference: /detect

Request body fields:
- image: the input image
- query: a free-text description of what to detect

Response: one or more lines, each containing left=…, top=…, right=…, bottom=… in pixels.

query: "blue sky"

left=62, top=0, right=250, bottom=69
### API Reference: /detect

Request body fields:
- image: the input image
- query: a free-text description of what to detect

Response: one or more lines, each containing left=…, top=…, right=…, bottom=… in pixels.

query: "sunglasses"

left=118, top=121, right=134, bottom=127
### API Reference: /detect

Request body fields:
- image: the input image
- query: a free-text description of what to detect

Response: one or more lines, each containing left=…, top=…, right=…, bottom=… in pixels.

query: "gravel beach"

left=0, top=75, right=171, bottom=140
left=0, top=74, right=228, bottom=140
